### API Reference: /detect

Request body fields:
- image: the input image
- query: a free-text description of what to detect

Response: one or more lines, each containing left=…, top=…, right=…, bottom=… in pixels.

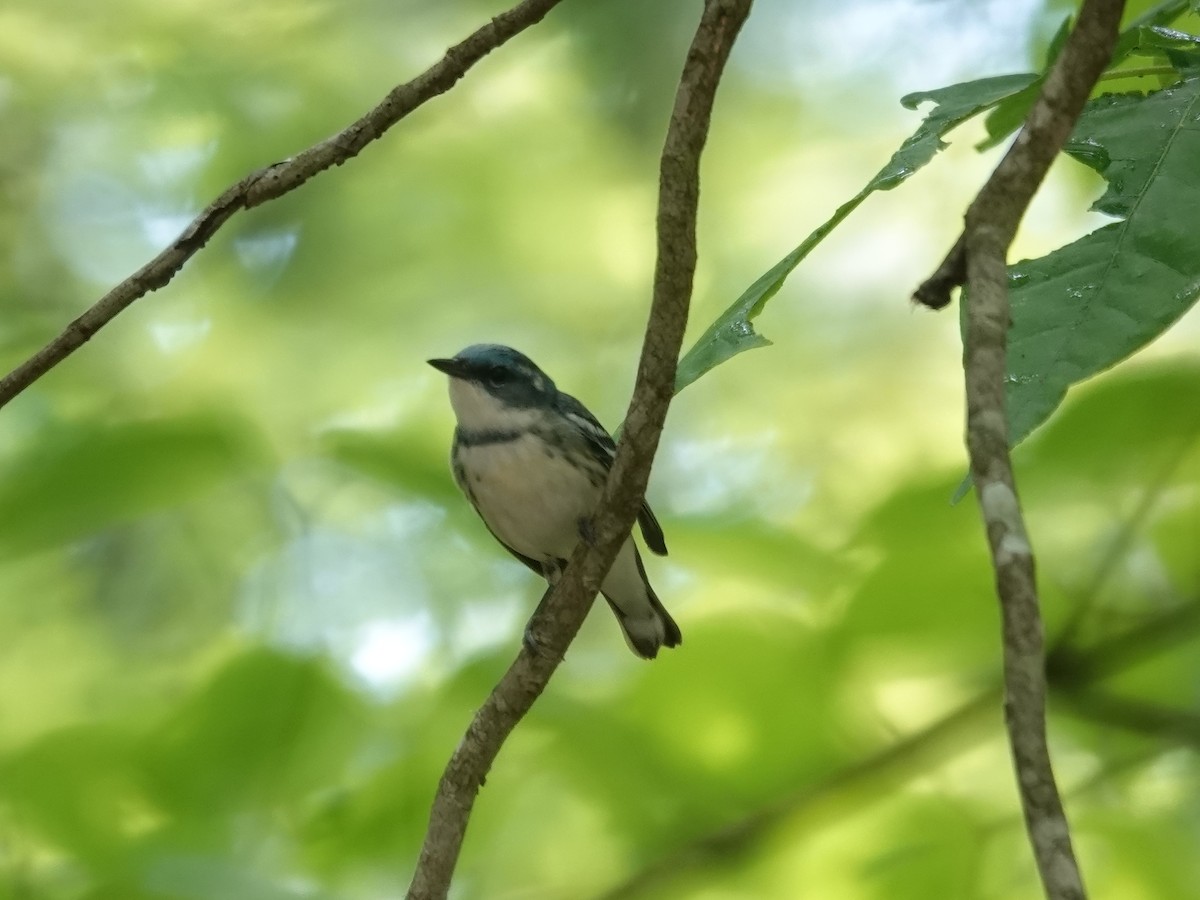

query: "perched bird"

left=428, top=344, right=681, bottom=659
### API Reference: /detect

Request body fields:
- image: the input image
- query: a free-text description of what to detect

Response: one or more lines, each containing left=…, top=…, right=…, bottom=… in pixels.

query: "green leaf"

left=1151, top=502, right=1200, bottom=595
left=1004, top=76, right=1200, bottom=449
left=142, top=648, right=368, bottom=816
left=675, top=74, right=1038, bottom=395
left=140, top=855, right=335, bottom=900
left=0, top=413, right=266, bottom=557
left=890, top=76, right=1043, bottom=187
left=542, top=614, right=844, bottom=846
left=668, top=515, right=855, bottom=597
left=1121, top=24, right=1200, bottom=72
left=979, top=12, right=1075, bottom=152
left=847, top=474, right=1000, bottom=662
left=1131, top=0, right=1196, bottom=28
left=1113, top=2, right=1198, bottom=62
left=979, top=5, right=1199, bottom=152
left=978, top=81, right=1043, bottom=152
left=0, top=725, right=140, bottom=869
left=321, top=425, right=453, bottom=499
left=1080, top=807, right=1200, bottom=900
left=1020, top=362, right=1200, bottom=490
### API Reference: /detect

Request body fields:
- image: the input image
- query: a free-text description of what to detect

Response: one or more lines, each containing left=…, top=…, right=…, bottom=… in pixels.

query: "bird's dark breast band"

left=455, top=427, right=524, bottom=447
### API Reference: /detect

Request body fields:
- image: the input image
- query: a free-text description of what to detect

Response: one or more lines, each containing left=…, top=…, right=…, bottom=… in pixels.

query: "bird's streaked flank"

left=429, top=344, right=681, bottom=659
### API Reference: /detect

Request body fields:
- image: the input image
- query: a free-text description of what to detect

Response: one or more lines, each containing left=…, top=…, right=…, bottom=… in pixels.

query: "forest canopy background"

left=1, top=0, right=1199, bottom=898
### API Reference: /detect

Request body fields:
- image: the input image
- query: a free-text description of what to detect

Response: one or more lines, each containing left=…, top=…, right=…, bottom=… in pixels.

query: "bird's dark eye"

left=486, top=367, right=510, bottom=387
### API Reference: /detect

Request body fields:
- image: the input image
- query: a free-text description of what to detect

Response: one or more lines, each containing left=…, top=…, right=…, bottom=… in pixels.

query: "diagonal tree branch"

left=1060, top=690, right=1200, bottom=746
left=598, top=691, right=1000, bottom=900
left=404, top=2, right=753, bottom=898
left=0, top=0, right=570, bottom=410
left=915, top=1, right=1125, bottom=898
left=914, top=0, right=1124, bottom=311
left=599, top=587, right=1200, bottom=898
left=1049, top=598, right=1200, bottom=687
left=1049, top=425, right=1200, bottom=653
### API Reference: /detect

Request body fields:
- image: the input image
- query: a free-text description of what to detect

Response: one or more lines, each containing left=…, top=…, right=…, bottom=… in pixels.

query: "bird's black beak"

left=428, top=357, right=467, bottom=378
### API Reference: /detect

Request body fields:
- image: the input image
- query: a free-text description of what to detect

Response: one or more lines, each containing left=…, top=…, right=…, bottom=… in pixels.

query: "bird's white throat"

left=447, top=378, right=541, bottom=432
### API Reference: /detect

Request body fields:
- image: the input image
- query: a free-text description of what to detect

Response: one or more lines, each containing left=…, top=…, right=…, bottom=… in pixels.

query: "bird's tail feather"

left=601, top=548, right=681, bottom=660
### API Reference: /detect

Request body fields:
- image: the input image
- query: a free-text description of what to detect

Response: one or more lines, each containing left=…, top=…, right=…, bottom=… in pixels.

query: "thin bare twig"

left=0, top=0, right=570, bottom=410
left=916, top=1, right=1126, bottom=898
left=404, top=2, right=753, bottom=898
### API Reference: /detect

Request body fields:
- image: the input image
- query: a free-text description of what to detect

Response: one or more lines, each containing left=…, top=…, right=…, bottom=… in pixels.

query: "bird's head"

left=428, top=344, right=557, bottom=430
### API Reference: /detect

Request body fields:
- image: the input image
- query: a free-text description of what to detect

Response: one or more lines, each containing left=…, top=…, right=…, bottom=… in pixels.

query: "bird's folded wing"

left=557, top=392, right=669, bottom=557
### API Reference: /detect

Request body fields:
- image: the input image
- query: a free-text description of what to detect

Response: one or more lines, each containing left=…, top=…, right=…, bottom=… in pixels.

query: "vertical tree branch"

left=915, top=1, right=1125, bottom=898
left=0, top=0, right=570, bottom=410
left=405, top=2, right=753, bottom=898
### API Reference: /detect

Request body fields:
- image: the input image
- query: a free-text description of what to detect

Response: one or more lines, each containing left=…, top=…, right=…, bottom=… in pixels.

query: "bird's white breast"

left=456, top=434, right=599, bottom=562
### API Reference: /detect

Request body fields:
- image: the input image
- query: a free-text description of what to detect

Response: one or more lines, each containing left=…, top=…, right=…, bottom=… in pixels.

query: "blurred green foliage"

left=2, top=1, right=1200, bottom=898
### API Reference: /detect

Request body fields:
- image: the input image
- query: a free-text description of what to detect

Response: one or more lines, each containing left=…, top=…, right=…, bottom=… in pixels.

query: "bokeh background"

left=2, top=0, right=1199, bottom=897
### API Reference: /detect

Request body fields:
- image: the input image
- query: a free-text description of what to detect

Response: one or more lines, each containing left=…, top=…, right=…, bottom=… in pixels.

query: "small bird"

left=428, top=344, right=682, bottom=659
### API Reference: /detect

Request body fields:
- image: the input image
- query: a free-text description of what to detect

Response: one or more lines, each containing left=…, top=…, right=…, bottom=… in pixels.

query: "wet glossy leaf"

left=980, top=3, right=1200, bottom=151
left=1004, top=76, right=1200, bottom=448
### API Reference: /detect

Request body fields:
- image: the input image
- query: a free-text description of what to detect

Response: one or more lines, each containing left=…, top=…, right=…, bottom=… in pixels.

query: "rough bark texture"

left=0, top=0, right=569, bottom=409
left=915, top=1, right=1126, bottom=898
left=404, top=2, right=753, bottom=898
